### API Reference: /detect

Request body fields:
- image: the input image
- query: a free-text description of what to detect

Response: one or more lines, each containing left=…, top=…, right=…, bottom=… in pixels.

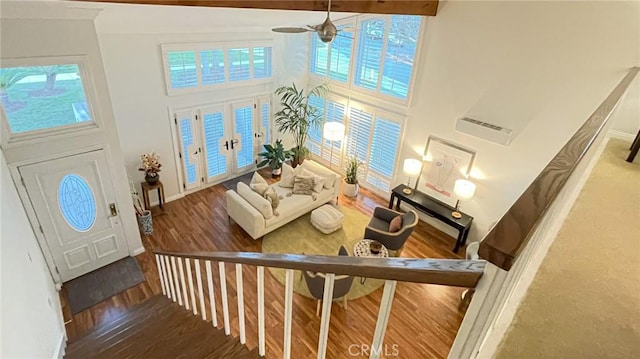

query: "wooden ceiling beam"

left=72, top=0, right=439, bottom=16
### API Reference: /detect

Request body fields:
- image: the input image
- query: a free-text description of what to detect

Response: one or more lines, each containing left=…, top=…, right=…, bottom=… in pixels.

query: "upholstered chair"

left=303, top=245, right=354, bottom=316
left=364, top=208, right=418, bottom=256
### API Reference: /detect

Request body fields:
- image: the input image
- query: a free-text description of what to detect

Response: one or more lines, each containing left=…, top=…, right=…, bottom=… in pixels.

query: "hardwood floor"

left=61, top=181, right=468, bottom=358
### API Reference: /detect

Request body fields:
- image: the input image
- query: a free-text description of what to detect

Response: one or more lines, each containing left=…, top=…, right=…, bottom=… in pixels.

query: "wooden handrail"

left=154, top=250, right=486, bottom=288
left=479, top=67, right=640, bottom=270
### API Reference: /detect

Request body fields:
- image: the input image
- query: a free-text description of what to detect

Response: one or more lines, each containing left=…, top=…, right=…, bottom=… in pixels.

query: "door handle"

left=109, top=203, right=118, bottom=217
left=224, top=140, right=229, bottom=150
left=231, top=139, right=238, bottom=149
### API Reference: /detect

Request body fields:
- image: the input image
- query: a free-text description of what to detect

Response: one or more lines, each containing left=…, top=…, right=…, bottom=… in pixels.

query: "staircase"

left=65, top=295, right=259, bottom=359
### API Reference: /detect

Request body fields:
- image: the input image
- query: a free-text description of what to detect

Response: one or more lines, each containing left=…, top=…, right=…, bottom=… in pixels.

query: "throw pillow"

left=301, top=161, right=338, bottom=189
left=389, top=215, right=403, bottom=232
left=249, top=172, right=268, bottom=195
left=293, top=175, right=314, bottom=196
left=263, top=187, right=280, bottom=210
left=279, top=163, right=299, bottom=188
left=302, top=169, right=325, bottom=193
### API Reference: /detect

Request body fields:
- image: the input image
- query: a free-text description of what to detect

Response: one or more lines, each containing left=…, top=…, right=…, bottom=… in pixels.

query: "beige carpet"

left=496, top=138, right=640, bottom=358
left=262, top=205, right=385, bottom=300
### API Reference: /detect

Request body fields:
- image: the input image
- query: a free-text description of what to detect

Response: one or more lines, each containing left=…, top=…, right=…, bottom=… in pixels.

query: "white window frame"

left=308, top=14, right=424, bottom=107
left=0, top=55, right=102, bottom=145
left=162, top=40, right=273, bottom=96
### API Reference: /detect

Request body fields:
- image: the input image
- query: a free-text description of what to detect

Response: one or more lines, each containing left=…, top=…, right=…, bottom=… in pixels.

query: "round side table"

left=353, top=239, right=389, bottom=284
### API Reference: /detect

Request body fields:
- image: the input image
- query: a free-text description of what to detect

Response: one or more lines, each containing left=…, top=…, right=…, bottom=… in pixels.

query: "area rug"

left=65, top=256, right=145, bottom=314
left=262, top=206, right=385, bottom=300
left=221, top=172, right=253, bottom=191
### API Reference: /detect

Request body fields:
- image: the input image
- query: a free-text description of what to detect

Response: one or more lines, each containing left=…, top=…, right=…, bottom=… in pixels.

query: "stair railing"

left=153, top=250, right=485, bottom=359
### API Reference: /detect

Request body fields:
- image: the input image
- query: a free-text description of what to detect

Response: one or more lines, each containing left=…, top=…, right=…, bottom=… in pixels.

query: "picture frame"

left=415, top=136, right=476, bottom=206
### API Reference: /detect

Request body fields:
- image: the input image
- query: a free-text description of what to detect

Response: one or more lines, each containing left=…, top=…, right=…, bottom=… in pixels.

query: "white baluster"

left=195, top=259, right=207, bottom=321
left=257, top=266, right=265, bottom=357
left=178, top=257, right=189, bottom=310
left=236, top=263, right=246, bottom=344
left=164, top=256, right=175, bottom=301
left=219, top=262, right=231, bottom=335
left=186, top=258, right=197, bottom=315
left=155, top=254, right=166, bottom=296
left=171, top=256, right=182, bottom=305
left=283, top=269, right=294, bottom=359
left=206, top=260, right=218, bottom=327
left=317, top=273, right=336, bottom=359
left=369, top=280, right=398, bottom=359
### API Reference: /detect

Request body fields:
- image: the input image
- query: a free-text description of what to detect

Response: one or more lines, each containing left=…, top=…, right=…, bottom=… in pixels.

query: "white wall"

left=0, top=13, right=144, bottom=261
left=397, top=0, right=639, bottom=241
left=98, top=30, right=308, bottom=198
left=1, top=151, right=66, bottom=359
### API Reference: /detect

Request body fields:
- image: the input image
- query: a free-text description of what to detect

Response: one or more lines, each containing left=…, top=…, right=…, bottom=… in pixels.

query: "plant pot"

left=145, top=172, right=159, bottom=184
left=272, top=167, right=282, bottom=177
left=137, top=210, right=153, bottom=236
left=342, top=180, right=359, bottom=197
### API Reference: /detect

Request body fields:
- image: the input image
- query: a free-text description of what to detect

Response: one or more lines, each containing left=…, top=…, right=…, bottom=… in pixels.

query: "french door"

left=175, top=95, right=271, bottom=191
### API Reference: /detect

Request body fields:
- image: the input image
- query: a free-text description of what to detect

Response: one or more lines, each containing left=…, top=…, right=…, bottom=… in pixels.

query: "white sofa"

left=226, top=160, right=341, bottom=239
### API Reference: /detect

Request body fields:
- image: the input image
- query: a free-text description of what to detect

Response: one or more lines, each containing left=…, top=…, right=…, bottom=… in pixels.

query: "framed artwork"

left=415, top=136, right=476, bottom=206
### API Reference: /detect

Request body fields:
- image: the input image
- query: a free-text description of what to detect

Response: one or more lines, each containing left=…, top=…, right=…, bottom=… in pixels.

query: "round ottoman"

left=310, top=205, right=344, bottom=234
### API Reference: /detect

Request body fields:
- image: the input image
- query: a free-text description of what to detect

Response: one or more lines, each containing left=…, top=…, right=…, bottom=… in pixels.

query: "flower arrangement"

left=139, top=152, right=162, bottom=174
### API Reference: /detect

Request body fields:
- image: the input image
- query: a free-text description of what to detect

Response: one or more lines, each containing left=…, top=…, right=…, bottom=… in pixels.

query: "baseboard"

left=132, top=246, right=146, bottom=256
left=148, top=193, right=184, bottom=207
left=54, top=331, right=66, bottom=359
left=607, top=129, right=636, bottom=141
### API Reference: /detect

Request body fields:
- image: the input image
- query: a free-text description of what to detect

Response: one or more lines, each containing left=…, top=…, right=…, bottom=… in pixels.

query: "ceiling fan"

left=271, top=0, right=349, bottom=43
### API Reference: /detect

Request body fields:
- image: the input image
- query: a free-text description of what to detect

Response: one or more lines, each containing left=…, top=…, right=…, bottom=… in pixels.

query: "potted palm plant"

left=257, top=139, right=294, bottom=177
left=274, top=82, right=328, bottom=167
left=343, top=156, right=363, bottom=197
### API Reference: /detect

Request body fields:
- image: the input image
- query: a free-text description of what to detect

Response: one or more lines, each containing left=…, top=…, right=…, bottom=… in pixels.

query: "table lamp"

left=323, top=122, right=345, bottom=170
left=402, top=158, right=422, bottom=194
left=452, top=178, right=476, bottom=218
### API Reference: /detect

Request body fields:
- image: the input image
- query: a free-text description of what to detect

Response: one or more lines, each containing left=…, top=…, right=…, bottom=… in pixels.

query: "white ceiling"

left=0, top=0, right=356, bottom=34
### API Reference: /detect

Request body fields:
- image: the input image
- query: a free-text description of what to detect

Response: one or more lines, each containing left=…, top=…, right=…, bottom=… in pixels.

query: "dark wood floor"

left=61, top=180, right=467, bottom=359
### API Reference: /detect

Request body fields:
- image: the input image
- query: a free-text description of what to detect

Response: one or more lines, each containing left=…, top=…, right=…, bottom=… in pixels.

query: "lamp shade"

left=323, top=122, right=345, bottom=141
left=454, top=179, right=476, bottom=200
left=403, top=158, right=422, bottom=177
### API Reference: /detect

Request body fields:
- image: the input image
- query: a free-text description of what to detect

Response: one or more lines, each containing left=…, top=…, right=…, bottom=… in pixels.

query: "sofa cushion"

left=250, top=171, right=268, bottom=195
left=237, top=182, right=273, bottom=219
left=300, top=160, right=338, bottom=189
left=279, top=163, right=299, bottom=188
left=293, top=175, right=315, bottom=195
left=302, top=169, right=325, bottom=193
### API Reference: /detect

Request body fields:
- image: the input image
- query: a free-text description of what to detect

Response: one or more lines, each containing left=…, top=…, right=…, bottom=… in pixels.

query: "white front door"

left=19, top=150, right=128, bottom=282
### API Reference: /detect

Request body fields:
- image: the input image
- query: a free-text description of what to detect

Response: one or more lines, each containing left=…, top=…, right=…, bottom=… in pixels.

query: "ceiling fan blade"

left=272, top=27, right=312, bottom=33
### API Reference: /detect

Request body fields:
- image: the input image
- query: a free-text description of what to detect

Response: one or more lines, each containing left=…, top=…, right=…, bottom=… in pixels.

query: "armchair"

left=303, top=245, right=354, bottom=316
left=364, top=207, right=418, bottom=256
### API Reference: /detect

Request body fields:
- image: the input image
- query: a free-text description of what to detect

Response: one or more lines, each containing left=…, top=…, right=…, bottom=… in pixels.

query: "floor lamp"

left=323, top=122, right=345, bottom=170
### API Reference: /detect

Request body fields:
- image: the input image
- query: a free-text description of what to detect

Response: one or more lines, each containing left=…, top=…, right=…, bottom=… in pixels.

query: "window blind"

left=228, top=48, right=251, bottom=82
left=253, top=47, right=272, bottom=79
left=202, top=111, right=227, bottom=179
left=380, top=15, right=420, bottom=99
left=260, top=101, right=271, bottom=145
left=345, top=106, right=373, bottom=163
left=354, top=19, right=385, bottom=91
left=179, top=117, right=198, bottom=185
left=329, top=27, right=353, bottom=82
left=322, top=99, right=346, bottom=167
left=200, top=49, right=225, bottom=85
left=368, top=116, right=401, bottom=178
left=310, top=35, right=329, bottom=77
left=234, top=106, right=254, bottom=168
left=167, top=51, right=198, bottom=89
left=307, top=95, right=325, bottom=156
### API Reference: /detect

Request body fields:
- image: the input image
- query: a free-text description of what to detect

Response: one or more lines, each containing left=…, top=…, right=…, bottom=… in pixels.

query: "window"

left=309, top=15, right=422, bottom=101
left=367, top=114, right=402, bottom=192
left=58, top=174, right=96, bottom=232
left=307, top=95, right=325, bottom=157
left=163, top=42, right=273, bottom=95
left=1, top=64, right=93, bottom=134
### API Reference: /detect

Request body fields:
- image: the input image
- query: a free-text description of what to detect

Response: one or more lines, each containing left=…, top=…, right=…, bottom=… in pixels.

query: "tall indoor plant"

left=274, top=82, right=328, bottom=167
left=257, top=139, right=294, bottom=177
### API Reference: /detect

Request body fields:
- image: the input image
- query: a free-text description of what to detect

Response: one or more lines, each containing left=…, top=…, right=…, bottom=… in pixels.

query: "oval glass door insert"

left=58, top=174, right=97, bottom=232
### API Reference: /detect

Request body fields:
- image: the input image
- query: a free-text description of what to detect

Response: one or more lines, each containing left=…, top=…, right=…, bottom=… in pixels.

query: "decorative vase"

left=342, top=180, right=359, bottom=197
left=138, top=210, right=153, bottom=236
left=369, top=241, right=382, bottom=255
left=145, top=172, right=159, bottom=184
left=272, top=167, right=282, bottom=177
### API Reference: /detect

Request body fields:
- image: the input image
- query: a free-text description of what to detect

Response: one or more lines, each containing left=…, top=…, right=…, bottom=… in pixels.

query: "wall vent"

left=455, top=117, right=513, bottom=146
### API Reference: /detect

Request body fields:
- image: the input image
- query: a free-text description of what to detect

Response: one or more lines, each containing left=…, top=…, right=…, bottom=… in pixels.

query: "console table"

left=388, top=184, right=473, bottom=253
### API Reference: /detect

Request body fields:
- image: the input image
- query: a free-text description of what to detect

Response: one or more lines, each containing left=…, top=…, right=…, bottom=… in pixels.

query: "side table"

left=353, top=239, right=389, bottom=284
left=141, top=180, right=165, bottom=213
